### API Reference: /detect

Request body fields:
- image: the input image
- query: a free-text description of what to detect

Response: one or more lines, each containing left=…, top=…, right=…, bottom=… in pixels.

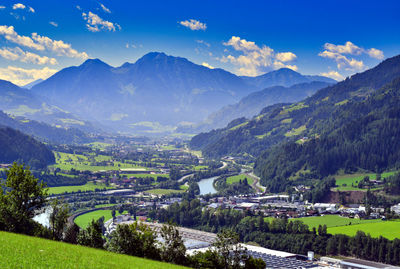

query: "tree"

left=49, top=199, right=70, bottom=241
left=64, top=223, right=80, bottom=244
left=0, top=163, right=48, bottom=235
left=159, top=223, right=187, bottom=265
left=107, top=222, right=160, bottom=260
left=213, top=229, right=249, bottom=269
left=77, top=219, right=104, bottom=249
left=111, top=209, right=116, bottom=219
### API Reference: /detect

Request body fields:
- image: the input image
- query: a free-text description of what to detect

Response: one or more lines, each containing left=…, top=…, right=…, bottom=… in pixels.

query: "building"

left=340, top=258, right=400, bottom=269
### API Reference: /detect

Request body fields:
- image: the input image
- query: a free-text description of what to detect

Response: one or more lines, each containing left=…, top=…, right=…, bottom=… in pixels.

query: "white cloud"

left=367, top=48, right=384, bottom=60
left=318, top=50, right=365, bottom=71
left=275, top=52, right=297, bottom=62
left=0, top=25, right=43, bottom=50
left=0, top=47, right=58, bottom=65
left=28, top=6, right=34, bottom=13
left=49, top=21, right=58, bottom=27
left=324, top=41, right=362, bottom=55
left=100, top=3, right=111, bottom=13
left=12, top=3, right=25, bottom=10
left=320, top=71, right=344, bottom=81
left=82, top=12, right=120, bottom=32
left=31, top=33, right=89, bottom=59
left=76, top=5, right=81, bottom=10
left=0, top=65, right=57, bottom=86
left=196, top=40, right=210, bottom=47
left=0, top=26, right=88, bottom=59
left=0, top=6, right=6, bottom=9
left=319, top=41, right=384, bottom=71
left=179, top=19, right=206, bottom=31
left=220, top=36, right=297, bottom=76
left=201, top=62, right=214, bottom=69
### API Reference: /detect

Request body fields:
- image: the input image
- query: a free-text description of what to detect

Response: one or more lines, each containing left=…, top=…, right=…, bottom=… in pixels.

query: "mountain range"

left=184, top=81, right=332, bottom=132
left=0, top=52, right=335, bottom=135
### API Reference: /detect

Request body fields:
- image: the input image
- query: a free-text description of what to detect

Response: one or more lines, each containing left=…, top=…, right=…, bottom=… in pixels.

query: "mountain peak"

left=80, top=58, right=110, bottom=68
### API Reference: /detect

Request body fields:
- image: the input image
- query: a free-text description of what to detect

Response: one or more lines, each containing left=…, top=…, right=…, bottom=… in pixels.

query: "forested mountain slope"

left=188, top=81, right=331, bottom=132
left=255, top=77, right=400, bottom=192
left=190, top=55, right=400, bottom=159
left=0, top=126, right=55, bottom=168
left=0, top=111, right=92, bottom=145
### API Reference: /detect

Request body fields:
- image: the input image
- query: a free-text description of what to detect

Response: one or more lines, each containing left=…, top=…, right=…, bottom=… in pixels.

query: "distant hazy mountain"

left=32, top=52, right=256, bottom=133
left=31, top=52, right=336, bottom=134
left=185, top=81, right=332, bottom=132
left=241, top=68, right=336, bottom=89
left=0, top=110, right=92, bottom=144
left=22, top=79, right=44, bottom=89
left=0, top=79, right=99, bottom=133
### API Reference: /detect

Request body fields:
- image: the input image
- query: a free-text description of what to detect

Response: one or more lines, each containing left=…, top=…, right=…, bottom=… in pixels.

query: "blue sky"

left=0, top=0, right=399, bottom=85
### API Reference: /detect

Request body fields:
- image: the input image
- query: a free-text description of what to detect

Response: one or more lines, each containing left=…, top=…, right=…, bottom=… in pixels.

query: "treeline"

left=154, top=198, right=400, bottom=266
left=255, top=78, right=400, bottom=192
left=0, top=127, right=55, bottom=169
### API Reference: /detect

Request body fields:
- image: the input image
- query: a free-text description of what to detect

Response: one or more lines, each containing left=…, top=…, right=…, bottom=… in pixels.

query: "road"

left=245, top=172, right=266, bottom=193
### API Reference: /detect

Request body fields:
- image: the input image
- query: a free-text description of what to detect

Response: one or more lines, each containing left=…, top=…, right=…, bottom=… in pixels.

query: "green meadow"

left=335, top=171, right=396, bottom=191
left=74, top=209, right=127, bottom=229
left=145, top=189, right=185, bottom=195
left=0, top=231, right=185, bottom=269
left=48, top=182, right=112, bottom=195
left=328, top=220, right=400, bottom=240
left=226, top=174, right=254, bottom=185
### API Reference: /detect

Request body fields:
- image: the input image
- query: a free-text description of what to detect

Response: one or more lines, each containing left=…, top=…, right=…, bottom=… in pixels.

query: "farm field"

left=48, top=182, right=112, bottom=195
left=74, top=209, right=127, bottom=228
left=122, top=173, right=169, bottom=179
left=145, top=189, right=185, bottom=195
left=0, top=231, right=185, bottom=269
left=51, top=151, right=147, bottom=172
left=328, top=220, right=400, bottom=240
left=294, top=215, right=381, bottom=229
left=335, top=171, right=396, bottom=191
left=226, top=174, right=254, bottom=185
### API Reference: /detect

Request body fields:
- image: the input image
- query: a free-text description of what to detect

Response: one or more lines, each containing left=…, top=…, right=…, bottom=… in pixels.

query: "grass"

left=75, top=209, right=127, bottom=229
left=281, top=118, right=292, bottom=124
left=327, top=220, right=400, bottom=240
left=94, top=203, right=117, bottom=208
left=179, top=184, right=189, bottom=190
left=51, top=151, right=147, bottom=172
left=229, top=121, right=249, bottom=131
left=226, top=174, right=254, bottom=185
left=145, top=189, right=185, bottom=195
left=284, top=125, right=306, bottom=137
left=0, top=231, right=185, bottom=269
left=122, top=173, right=169, bottom=179
left=294, top=215, right=381, bottom=230
left=48, top=182, right=112, bottom=195
left=335, top=99, right=349, bottom=106
left=335, top=171, right=396, bottom=191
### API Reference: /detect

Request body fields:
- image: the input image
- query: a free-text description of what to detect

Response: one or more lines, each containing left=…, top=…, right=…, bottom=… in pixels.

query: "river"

left=198, top=176, right=218, bottom=195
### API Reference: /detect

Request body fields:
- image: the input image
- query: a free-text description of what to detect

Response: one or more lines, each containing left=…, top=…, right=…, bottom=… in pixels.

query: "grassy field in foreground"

left=145, top=189, right=185, bottom=195
left=74, top=209, right=128, bottom=229
left=295, top=215, right=381, bottom=229
left=335, top=171, right=396, bottom=191
left=328, top=221, right=400, bottom=240
left=226, top=174, right=254, bottom=185
left=0, top=231, right=185, bottom=269
left=48, top=182, right=112, bottom=195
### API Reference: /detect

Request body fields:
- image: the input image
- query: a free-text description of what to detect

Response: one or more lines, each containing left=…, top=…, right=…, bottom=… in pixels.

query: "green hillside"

left=190, top=55, right=400, bottom=159
left=0, top=231, right=186, bottom=269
